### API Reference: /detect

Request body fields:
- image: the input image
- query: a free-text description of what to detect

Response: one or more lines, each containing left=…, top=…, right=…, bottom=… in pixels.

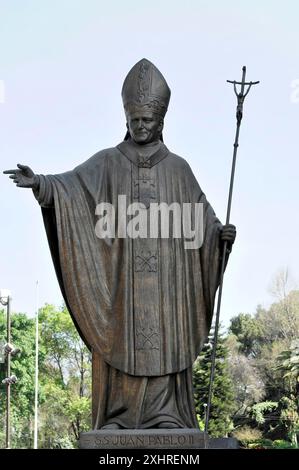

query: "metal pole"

left=204, top=111, right=241, bottom=434
left=204, top=67, right=259, bottom=433
left=33, top=281, right=39, bottom=449
left=6, top=296, right=11, bottom=449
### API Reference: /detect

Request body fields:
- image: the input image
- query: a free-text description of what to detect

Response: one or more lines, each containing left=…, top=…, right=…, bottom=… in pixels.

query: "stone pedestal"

left=79, top=429, right=238, bottom=449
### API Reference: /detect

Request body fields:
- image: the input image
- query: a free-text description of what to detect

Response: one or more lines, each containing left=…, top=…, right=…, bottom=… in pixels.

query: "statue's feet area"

left=101, top=422, right=180, bottom=430
left=101, top=423, right=121, bottom=430
left=157, top=422, right=180, bottom=429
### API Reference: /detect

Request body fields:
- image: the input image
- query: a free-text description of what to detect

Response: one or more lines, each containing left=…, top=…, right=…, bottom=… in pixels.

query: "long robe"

left=35, top=139, right=227, bottom=429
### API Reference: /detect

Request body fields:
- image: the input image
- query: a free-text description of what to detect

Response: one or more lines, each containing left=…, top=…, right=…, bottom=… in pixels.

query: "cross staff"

left=204, top=66, right=259, bottom=435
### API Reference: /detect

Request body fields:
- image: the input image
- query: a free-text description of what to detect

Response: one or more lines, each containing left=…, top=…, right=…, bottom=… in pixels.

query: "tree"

left=227, top=277, right=299, bottom=446
left=0, top=309, right=36, bottom=448
left=0, top=304, right=92, bottom=449
left=193, top=327, right=235, bottom=437
left=38, top=304, right=92, bottom=448
left=229, top=312, right=263, bottom=357
left=275, top=340, right=299, bottom=445
left=277, top=339, right=299, bottom=386
left=226, top=336, right=265, bottom=421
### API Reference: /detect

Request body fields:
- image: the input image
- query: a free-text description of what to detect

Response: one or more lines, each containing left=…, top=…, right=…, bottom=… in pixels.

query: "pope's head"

left=126, top=110, right=164, bottom=145
left=121, top=59, right=170, bottom=144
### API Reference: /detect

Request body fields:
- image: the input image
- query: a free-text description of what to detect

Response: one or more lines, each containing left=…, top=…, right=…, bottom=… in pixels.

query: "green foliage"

left=227, top=338, right=265, bottom=418
left=251, top=401, right=278, bottom=425
left=38, top=304, right=91, bottom=447
left=229, top=313, right=263, bottom=357
left=232, top=425, right=262, bottom=446
left=227, top=282, right=299, bottom=447
left=0, top=309, right=36, bottom=448
left=1, top=271, right=299, bottom=448
left=278, top=396, right=299, bottom=446
left=193, top=327, right=235, bottom=437
left=246, top=439, right=274, bottom=449
left=272, top=439, right=298, bottom=449
left=276, top=339, right=299, bottom=381
left=244, top=438, right=297, bottom=449
left=0, top=304, right=91, bottom=449
left=232, top=426, right=297, bottom=449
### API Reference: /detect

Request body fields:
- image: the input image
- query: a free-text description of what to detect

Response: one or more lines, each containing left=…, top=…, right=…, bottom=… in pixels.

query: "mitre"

left=121, top=58, right=171, bottom=117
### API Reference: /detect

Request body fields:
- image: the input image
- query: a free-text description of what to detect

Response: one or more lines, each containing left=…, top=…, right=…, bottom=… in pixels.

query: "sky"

left=0, top=0, right=299, bottom=327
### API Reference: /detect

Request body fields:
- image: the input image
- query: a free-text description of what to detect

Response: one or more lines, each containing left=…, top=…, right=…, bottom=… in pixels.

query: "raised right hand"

left=3, top=164, right=38, bottom=189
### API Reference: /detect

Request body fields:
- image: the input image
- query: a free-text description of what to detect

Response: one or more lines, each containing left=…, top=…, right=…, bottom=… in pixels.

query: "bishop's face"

left=126, top=110, right=163, bottom=145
